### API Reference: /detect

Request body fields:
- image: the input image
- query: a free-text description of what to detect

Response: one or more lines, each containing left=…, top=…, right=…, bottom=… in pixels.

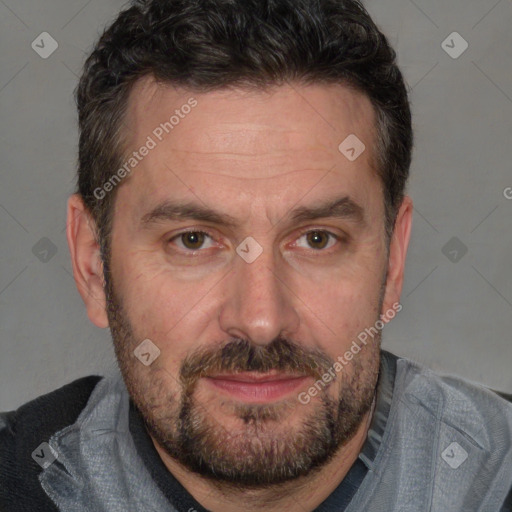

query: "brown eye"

left=179, top=231, right=208, bottom=250
left=305, top=231, right=331, bottom=250
left=181, top=231, right=204, bottom=250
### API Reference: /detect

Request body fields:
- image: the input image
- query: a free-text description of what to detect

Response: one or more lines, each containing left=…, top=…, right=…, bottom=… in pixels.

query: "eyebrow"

left=140, top=195, right=365, bottom=230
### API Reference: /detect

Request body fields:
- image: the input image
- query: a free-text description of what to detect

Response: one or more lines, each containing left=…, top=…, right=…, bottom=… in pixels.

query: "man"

left=1, top=0, right=511, bottom=510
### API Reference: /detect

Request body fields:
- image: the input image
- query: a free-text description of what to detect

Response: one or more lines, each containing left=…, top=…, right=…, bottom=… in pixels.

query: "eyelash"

left=166, top=228, right=345, bottom=254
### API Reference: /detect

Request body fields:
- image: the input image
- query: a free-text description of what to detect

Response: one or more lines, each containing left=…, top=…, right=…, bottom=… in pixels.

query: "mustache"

left=180, top=337, right=335, bottom=389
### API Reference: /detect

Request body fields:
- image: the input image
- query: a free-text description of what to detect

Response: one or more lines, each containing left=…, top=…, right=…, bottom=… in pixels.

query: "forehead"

left=124, top=76, right=376, bottom=157
left=116, top=75, right=381, bottom=220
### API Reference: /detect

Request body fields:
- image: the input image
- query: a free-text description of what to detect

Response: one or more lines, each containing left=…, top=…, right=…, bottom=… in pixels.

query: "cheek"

left=297, top=265, right=383, bottom=352
left=113, top=257, right=214, bottom=349
left=325, top=288, right=380, bottom=336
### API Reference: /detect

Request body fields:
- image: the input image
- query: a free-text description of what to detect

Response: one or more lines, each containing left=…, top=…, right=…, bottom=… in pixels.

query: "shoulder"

left=393, top=353, right=512, bottom=418
left=390, top=352, right=512, bottom=510
left=0, top=375, right=103, bottom=511
left=392, top=353, right=512, bottom=444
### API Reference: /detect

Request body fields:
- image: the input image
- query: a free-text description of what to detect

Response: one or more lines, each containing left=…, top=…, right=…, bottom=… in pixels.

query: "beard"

left=104, top=264, right=382, bottom=489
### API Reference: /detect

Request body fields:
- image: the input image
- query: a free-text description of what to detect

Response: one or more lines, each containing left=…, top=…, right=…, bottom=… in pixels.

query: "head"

left=67, top=0, right=413, bottom=487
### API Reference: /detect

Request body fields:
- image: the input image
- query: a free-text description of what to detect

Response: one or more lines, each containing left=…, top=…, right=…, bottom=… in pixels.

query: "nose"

left=218, top=244, right=300, bottom=346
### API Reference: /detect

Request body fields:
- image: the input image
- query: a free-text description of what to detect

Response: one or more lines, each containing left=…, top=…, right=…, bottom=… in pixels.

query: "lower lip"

left=205, top=376, right=309, bottom=403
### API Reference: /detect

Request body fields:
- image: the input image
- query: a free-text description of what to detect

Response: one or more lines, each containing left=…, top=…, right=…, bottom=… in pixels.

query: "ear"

left=381, top=195, right=413, bottom=314
left=66, top=194, right=109, bottom=328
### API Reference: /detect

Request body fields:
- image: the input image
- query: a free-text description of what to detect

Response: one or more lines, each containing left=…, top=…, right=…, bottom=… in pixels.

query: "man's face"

left=97, top=78, right=398, bottom=486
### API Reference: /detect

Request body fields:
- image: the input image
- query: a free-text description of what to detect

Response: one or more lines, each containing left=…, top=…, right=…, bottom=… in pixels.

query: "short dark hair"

left=75, top=0, right=413, bottom=261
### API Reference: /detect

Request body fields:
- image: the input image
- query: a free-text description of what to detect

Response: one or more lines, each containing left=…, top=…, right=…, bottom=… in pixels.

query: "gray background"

left=1, top=0, right=511, bottom=411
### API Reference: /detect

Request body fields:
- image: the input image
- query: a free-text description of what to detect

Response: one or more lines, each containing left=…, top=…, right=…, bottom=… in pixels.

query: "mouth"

left=204, top=372, right=310, bottom=403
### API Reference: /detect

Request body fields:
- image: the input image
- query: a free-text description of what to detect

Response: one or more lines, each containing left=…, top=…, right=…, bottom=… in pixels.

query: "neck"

left=151, top=396, right=376, bottom=512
